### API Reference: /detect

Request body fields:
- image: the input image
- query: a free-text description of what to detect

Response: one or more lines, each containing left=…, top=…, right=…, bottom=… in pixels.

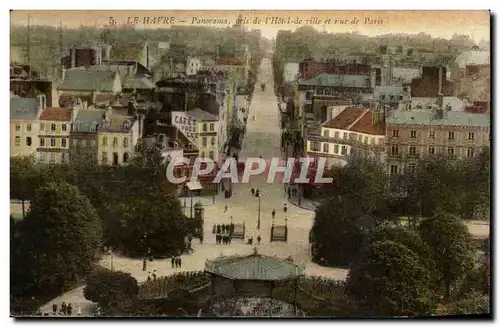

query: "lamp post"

left=190, top=189, right=194, bottom=219
left=256, top=192, right=261, bottom=230
left=142, top=232, right=148, bottom=271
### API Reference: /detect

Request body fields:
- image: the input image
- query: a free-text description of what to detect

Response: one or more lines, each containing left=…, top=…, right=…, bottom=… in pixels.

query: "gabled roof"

left=58, top=69, right=120, bottom=92
left=73, top=109, right=106, bottom=132
left=123, top=75, right=155, bottom=90
left=188, top=108, right=218, bottom=122
left=322, top=107, right=366, bottom=129
left=299, top=73, right=370, bottom=88
left=350, top=111, right=385, bottom=135
left=100, top=115, right=135, bottom=133
left=39, top=107, right=73, bottom=122
left=205, top=253, right=304, bottom=281
left=387, top=110, right=490, bottom=128
left=10, top=97, right=39, bottom=121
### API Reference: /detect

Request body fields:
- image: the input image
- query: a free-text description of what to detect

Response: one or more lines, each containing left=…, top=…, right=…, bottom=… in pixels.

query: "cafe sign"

left=171, top=111, right=198, bottom=143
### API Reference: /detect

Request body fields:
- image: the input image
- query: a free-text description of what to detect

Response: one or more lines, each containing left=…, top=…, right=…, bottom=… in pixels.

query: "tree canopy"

left=84, top=269, right=139, bottom=309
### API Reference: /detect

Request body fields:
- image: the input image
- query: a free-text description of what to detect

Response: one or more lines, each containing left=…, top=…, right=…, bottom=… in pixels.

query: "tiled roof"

left=39, top=107, right=73, bottom=122
left=205, top=253, right=304, bottom=281
left=73, top=109, right=106, bottom=132
left=59, top=69, right=120, bottom=92
left=454, top=51, right=490, bottom=68
left=299, top=73, right=370, bottom=88
left=387, top=110, right=490, bottom=128
left=110, top=44, right=145, bottom=62
left=188, top=108, right=218, bottom=122
left=322, top=107, right=366, bottom=129
left=10, top=97, right=39, bottom=121
left=350, top=111, right=385, bottom=135
left=86, top=65, right=132, bottom=83
left=123, top=76, right=155, bottom=90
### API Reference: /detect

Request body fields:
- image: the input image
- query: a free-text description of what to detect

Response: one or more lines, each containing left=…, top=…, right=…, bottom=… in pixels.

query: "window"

left=390, top=164, right=399, bottom=174
left=209, top=151, right=214, bottom=160
left=113, top=153, right=119, bottom=166
left=211, top=137, right=216, bottom=146
left=341, top=146, right=348, bottom=155
left=370, top=138, right=375, bottom=145
left=447, top=147, right=455, bottom=156
left=409, top=146, right=416, bottom=155
left=62, top=124, right=67, bottom=132
left=467, top=148, right=475, bottom=158
left=334, top=131, right=339, bottom=139
left=333, top=144, right=339, bottom=154
left=123, top=137, right=129, bottom=148
left=202, top=137, right=207, bottom=147
left=448, top=131, right=455, bottom=140
left=323, top=143, right=329, bottom=153
left=323, top=129, right=329, bottom=137
left=468, top=132, right=475, bottom=140
left=91, top=140, right=97, bottom=148
left=358, top=134, right=363, bottom=142
left=343, top=132, right=348, bottom=140
left=39, top=154, right=45, bottom=163
left=408, top=163, right=415, bottom=173
left=61, top=138, right=67, bottom=148
left=102, top=152, right=108, bottom=164
left=15, top=136, right=20, bottom=146
left=51, top=124, right=56, bottom=132
left=210, top=123, right=215, bottom=131
left=202, top=123, right=207, bottom=132
left=15, top=124, right=21, bottom=132
left=82, top=139, right=88, bottom=147
left=113, top=137, right=118, bottom=148
left=26, top=137, right=32, bottom=146
left=123, top=153, right=129, bottom=163
left=72, top=139, right=77, bottom=146
left=26, top=124, right=32, bottom=132
left=428, top=146, right=435, bottom=155
left=102, top=137, right=108, bottom=146
left=391, top=145, right=399, bottom=155
left=50, top=138, right=55, bottom=147
left=410, top=130, right=416, bottom=138
left=392, top=129, right=399, bottom=137
left=429, top=131, right=435, bottom=139
left=49, top=153, right=56, bottom=163
left=310, top=142, right=320, bottom=151
left=40, top=124, right=45, bottom=132
left=40, top=137, right=45, bottom=147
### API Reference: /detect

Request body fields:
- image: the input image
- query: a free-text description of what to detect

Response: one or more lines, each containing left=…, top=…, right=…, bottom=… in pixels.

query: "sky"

left=10, top=10, right=490, bottom=42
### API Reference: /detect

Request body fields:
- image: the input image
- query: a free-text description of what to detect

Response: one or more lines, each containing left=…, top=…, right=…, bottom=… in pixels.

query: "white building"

left=186, top=57, right=202, bottom=76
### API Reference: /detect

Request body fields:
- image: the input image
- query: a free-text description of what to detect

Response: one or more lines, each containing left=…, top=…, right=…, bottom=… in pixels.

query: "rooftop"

left=73, top=109, right=107, bottom=132
left=387, top=110, right=490, bottom=128
left=205, top=251, right=304, bottom=281
left=10, top=97, right=39, bottom=121
left=123, top=75, right=155, bottom=90
left=299, top=73, right=370, bottom=88
left=109, top=44, right=146, bottom=63
left=100, top=115, right=135, bottom=133
left=350, top=111, right=385, bottom=135
left=39, top=107, right=73, bottom=122
left=59, top=69, right=120, bottom=92
left=188, top=108, right=218, bottom=122
left=322, top=107, right=367, bottom=130
left=454, top=50, right=490, bottom=68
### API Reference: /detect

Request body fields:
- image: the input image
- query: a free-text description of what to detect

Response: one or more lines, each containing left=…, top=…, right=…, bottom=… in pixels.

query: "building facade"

left=97, top=113, right=140, bottom=166
left=385, top=109, right=490, bottom=175
left=10, top=95, right=45, bottom=158
left=38, top=107, right=73, bottom=164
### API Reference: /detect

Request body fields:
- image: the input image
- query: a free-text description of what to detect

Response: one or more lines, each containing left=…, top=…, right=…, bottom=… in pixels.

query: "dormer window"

left=124, top=121, right=131, bottom=131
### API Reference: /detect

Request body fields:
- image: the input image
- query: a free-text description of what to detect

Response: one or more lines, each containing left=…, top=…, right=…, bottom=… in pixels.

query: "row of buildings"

left=11, top=38, right=254, bottom=196
left=279, top=49, right=490, bottom=195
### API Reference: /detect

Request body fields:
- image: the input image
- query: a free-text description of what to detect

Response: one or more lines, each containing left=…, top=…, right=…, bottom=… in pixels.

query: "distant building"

left=10, top=95, right=46, bottom=158
left=186, top=57, right=202, bottom=76
left=450, top=50, right=490, bottom=107
left=385, top=109, right=490, bottom=175
left=38, top=107, right=73, bottom=164
left=284, top=62, right=300, bottom=82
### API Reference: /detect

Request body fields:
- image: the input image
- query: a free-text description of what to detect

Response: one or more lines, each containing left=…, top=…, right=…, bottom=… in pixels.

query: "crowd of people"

left=213, top=223, right=235, bottom=245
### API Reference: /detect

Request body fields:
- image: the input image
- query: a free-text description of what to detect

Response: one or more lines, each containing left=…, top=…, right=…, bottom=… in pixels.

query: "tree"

left=10, top=156, right=38, bottom=217
left=446, top=290, right=490, bottom=316
left=19, top=181, right=102, bottom=293
left=418, top=213, right=475, bottom=300
left=346, top=240, right=438, bottom=317
left=84, top=269, right=139, bottom=309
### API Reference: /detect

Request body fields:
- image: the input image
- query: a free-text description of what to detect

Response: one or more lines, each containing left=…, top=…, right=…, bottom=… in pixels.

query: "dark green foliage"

left=456, top=262, right=490, bottom=298
left=84, top=269, right=139, bottom=309
left=12, top=181, right=102, bottom=295
left=346, top=240, right=438, bottom=317
left=418, top=213, right=475, bottom=299
left=446, top=290, right=490, bottom=315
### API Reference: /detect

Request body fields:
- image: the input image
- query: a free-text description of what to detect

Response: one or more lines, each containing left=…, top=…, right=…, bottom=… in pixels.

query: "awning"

left=186, top=181, right=203, bottom=191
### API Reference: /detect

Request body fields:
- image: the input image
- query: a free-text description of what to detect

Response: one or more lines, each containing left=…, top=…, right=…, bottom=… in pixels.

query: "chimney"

left=70, top=48, right=76, bottom=68
left=438, top=66, right=443, bottom=95
left=61, top=67, right=66, bottom=81
left=370, top=69, right=377, bottom=89
left=37, top=94, right=47, bottom=111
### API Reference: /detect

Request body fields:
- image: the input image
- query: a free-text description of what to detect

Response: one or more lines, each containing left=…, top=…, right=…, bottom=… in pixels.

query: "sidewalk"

left=287, top=195, right=320, bottom=212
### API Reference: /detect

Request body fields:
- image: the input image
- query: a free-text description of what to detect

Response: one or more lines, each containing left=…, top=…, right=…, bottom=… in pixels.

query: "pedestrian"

left=223, top=235, right=227, bottom=245
left=147, top=275, right=152, bottom=282
left=212, top=224, right=216, bottom=234
left=52, top=304, right=57, bottom=315
left=61, top=302, right=67, bottom=315
left=217, top=224, right=221, bottom=234
left=224, top=204, right=228, bottom=213
left=77, top=306, right=82, bottom=316
left=272, top=209, right=276, bottom=219
left=284, top=204, right=288, bottom=213
left=230, top=223, right=235, bottom=234
left=153, top=270, right=157, bottom=280
left=199, top=234, right=204, bottom=244
left=171, top=257, right=175, bottom=268
left=288, top=188, right=291, bottom=199
left=257, top=235, right=262, bottom=245
left=67, top=303, right=72, bottom=316
left=178, top=257, right=182, bottom=269
left=251, top=188, right=255, bottom=196
left=228, top=235, right=232, bottom=245
left=215, top=234, right=219, bottom=244
left=188, top=235, right=193, bottom=243
left=255, top=189, right=260, bottom=197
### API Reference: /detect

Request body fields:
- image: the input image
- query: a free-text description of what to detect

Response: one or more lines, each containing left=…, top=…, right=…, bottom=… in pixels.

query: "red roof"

left=350, top=111, right=386, bottom=135
left=322, top=107, right=366, bottom=129
left=216, top=58, right=244, bottom=65
left=39, top=107, right=73, bottom=122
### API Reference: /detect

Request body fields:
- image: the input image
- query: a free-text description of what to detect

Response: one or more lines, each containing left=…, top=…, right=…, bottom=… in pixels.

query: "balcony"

left=388, top=153, right=402, bottom=159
